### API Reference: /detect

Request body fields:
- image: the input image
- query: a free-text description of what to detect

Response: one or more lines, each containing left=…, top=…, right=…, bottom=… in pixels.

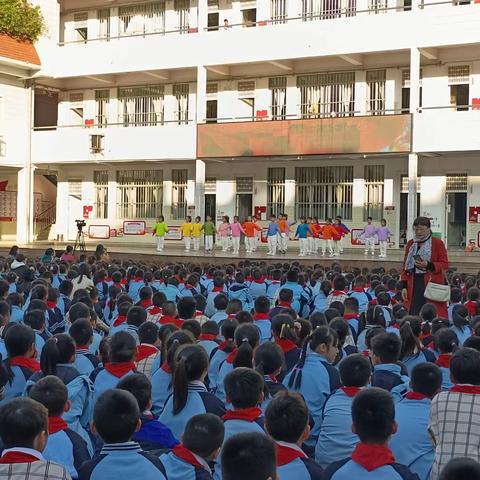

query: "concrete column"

left=407, top=153, right=418, bottom=239
left=195, top=159, right=206, bottom=218
left=409, top=47, right=421, bottom=117
left=107, top=169, right=117, bottom=220
left=355, top=70, right=367, bottom=115
left=197, top=0, right=208, bottom=31
left=16, top=166, right=35, bottom=244
left=284, top=165, right=296, bottom=218
left=196, top=66, right=207, bottom=123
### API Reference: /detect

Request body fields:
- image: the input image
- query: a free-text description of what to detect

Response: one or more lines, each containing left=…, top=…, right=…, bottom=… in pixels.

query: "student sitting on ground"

left=135, top=322, right=161, bottom=378
left=439, top=458, right=480, bottom=480
left=252, top=296, right=272, bottom=344
left=324, top=388, right=420, bottom=480
left=29, top=375, right=91, bottom=479
left=78, top=389, right=167, bottom=480
left=198, top=321, right=220, bottom=358
left=159, top=414, right=224, bottom=480
left=0, top=397, right=71, bottom=480
left=266, top=391, right=323, bottom=480
left=434, top=328, right=459, bottom=390
left=70, top=319, right=100, bottom=377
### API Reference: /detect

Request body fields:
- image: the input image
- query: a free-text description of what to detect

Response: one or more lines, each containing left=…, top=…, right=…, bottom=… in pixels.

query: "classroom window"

left=93, top=171, right=108, bottom=219
left=269, top=77, right=287, bottom=120
left=95, top=90, right=110, bottom=128
left=118, top=85, right=164, bottom=127
left=367, top=69, right=386, bottom=115
left=267, top=168, right=286, bottom=218
left=364, top=165, right=384, bottom=221
left=118, top=2, right=165, bottom=37
left=174, top=84, right=189, bottom=124
left=172, top=169, right=188, bottom=219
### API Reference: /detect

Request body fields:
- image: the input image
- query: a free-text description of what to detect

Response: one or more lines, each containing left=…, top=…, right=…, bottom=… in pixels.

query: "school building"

left=1, top=0, right=480, bottom=249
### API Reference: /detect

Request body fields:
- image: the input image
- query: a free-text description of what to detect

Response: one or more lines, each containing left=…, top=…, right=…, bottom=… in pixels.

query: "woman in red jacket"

left=401, top=216, right=449, bottom=318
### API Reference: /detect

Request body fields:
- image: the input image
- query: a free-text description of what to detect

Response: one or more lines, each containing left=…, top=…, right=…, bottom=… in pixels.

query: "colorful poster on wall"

left=88, top=225, right=110, bottom=239
left=165, top=226, right=182, bottom=240
left=469, top=207, right=480, bottom=223
left=123, top=221, right=146, bottom=235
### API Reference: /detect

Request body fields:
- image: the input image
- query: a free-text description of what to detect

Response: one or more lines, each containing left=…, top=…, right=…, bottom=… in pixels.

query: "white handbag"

left=424, top=281, right=451, bottom=303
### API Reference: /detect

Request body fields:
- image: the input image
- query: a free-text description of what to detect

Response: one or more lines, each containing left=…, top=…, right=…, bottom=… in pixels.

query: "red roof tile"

left=0, top=34, right=41, bottom=66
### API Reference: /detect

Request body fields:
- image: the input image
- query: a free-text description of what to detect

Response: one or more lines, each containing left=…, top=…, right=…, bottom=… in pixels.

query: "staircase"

left=34, top=204, right=56, bottom=241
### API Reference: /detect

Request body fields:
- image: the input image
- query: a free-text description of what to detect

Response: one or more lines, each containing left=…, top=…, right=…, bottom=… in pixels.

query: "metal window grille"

left=173, top=84, right=189, bottom=124
left=368, top=0, right=387, bottom=13
left=271, top=0, right=287, bottom=23
left=448, top=65, right=470, bottom=85
left=95, top=90, right=110, bottom=128
left=236, top=177, right=254, bottom=193
left=174, top=0, right=190, bottom=33
left=68, top=180, right=82, bottom=200
left=93, top=171, right=108, bottom=219
left=69, top=93, right=84, bottom=104
left=295, top=166, right=353, bottom=220
left=446, top=174, right=467, bottom=192
left=118, top=85, right=164, bottom=127
left=402, top=69, right=423, bottom=87
left=238, top=80, right=256, bottom=98
left=364, top=165, right=384, bottom=220
left=400, top=175, right=421, bottom=193
left=298, top=72, right=355, bottom=118
left=267, top=168, right=285, bottom=217
left=269, top=77, right=287, bottom=120
left=367, top=70, right=386, bottom=115
left=116, top=169, right=163, bottom=218
left=205, top=177, right=217, bottom=193
left=206, top=83, right=218, bottom=96
left=119, top=2, right=165, bottom=36
left=301, top=0, right=342, bottom=20
left=172, top=169, right=188, bottom=219
left=97, top=9, right=110, bottom=40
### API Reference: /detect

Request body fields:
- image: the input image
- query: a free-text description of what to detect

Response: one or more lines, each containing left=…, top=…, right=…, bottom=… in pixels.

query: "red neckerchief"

left=140, top=299, right=152, bottom=309
left=114, top=282, right=123, bottom=289
left=148, top=306, right=162, bottom=315
left=105, top=277, right=112, bottom=283
left=352, top=287, right=365, bottom=293
left=227, top=314, right=237, bottom=319
left=254, top=313, right=270, bottom=321
left=450, top=384, right=480, bottom=394
left=370, top=299, right=378, bottom=306
left=75, top=345, right=90, bottom=352
left=253, top=278, right=265, bottom=284
left=405, top=391, right=430, bottom=401
left=426, top=340, right=435, bottom=350
left=390, top=323, right=401, bottom=330
left=48, top=416, right=68, bottom=434
left=136, top=344, right=158, bottom=363
left=195, top=311, right=204, bottom=317
left=436, top=354, right=452, bottom=369
left=173, top=445, right=204, bottom=469
left=10, top=356, right=41, bottom=372
left=341, top=386, right=361, bottom=397
left=104, top=362, right=136, bottom=378
left=344, top=313, right=359, bottom=320
left=362, top=349, right=370, bottom=357
left=212, top=287, right=223, bottom=292
left=270, top=280, right=280, bottom=284
left=331, top=290, right=347, bottom=296
left=246, top=276, right=253, bottom=282
left=46, top=301, right=57, bottom=309
left=199, top=334, right=217, bottom=341
left=275, top=338, right=298, bottom=354
left=465, top=301, right=477, bottom=316
left=161, top=363, right=171, bottom=373
left=0, top=452, right=41, bottom=465
left=351, top=443, right=396, bottom=472
left=113, top=315, right=127, bottom=328
left=121, top=279, right=127, bottom=285
left=160, top=316, right=184, bottom=328
left=223, top=407, right=262, bottom=422
left=276, top=443, right=307, bottom=466
left=226, top=349, right=238, bottom=364
left=185, top=284, right=195, bottom=290
left=277, top=301, right=291, bottom=308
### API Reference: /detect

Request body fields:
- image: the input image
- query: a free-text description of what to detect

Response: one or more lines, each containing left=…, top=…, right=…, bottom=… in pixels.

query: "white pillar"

left=409, top=47, right=421, bottom=117
left=107, top=170, right=117, bottom=220
left=16, top=166, right=35, bottom=244
left=355, top=70, right=367, bottom=115
left=195, top=159, right=206, bottom=218
left=197, top=0, right=208, bottom=31
left=196, top=66, right=207, bottom=123
left=407, top=153, right=418, bottom=239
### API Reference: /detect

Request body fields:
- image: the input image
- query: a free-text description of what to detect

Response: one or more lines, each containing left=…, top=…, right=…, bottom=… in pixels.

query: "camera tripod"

left=74, top=229, right=86, bottom=253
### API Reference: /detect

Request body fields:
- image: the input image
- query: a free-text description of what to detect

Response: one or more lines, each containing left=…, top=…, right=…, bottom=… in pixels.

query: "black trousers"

left=410, top=273, right=426, bottom=315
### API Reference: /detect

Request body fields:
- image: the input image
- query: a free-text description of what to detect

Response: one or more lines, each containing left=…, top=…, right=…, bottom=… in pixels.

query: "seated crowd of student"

left=1, top=248, right=480, bottom=480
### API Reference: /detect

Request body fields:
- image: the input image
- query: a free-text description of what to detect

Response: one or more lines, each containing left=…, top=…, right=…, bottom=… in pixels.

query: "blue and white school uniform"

left=371, top=363, right=409, bottom=402
left=0, top=359, right=39, bottom=404
left=78, top=442, right=167, bottom=480
left=151, top=364, right=173, bottom=415
left=267, top=281, right=281, bottom=303
left=260, top=375, right=287, bottom=413
left=389, top=392, right=434, bottom=480
left=128, top=279, right=145, bottom=303
left=210, top=310, right=228, bottom=324
left=198, top=337, right=220, bottom=358
left=214, top=354, right=235, bottom=403
left=401, top=350, right=434, bottom=376
left=277, top=441, right=323, bottom=480
left=208, top=347, right=230, bottom=392
left=228, top=283, right=252, bottom=311
left=348, top=289, right=372, bottom=314
left=450, top=324, right=472, bottom=346
left=74, top=347, right=100, bottom=377
left=253, top=315, right=272, bottom=344
left=92, top=363, right=136, bottom=407
left=283, top=349, right=341, bottom=447
left=160, top=445, right=212, bottom=480
left=435, top=354, right=453, bottom=391
left=159, top=382, right=226, bottom=439
left=10, top=305, right=23, bottom=323
left=249, top=280, right=268, bottom=300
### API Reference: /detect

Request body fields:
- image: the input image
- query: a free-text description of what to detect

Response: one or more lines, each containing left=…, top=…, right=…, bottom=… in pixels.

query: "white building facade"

left=5, top=0, right=480, bottom=248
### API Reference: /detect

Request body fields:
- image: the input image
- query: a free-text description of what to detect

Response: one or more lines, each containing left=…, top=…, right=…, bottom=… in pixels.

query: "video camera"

left=75, top=219, right=86, bottom=232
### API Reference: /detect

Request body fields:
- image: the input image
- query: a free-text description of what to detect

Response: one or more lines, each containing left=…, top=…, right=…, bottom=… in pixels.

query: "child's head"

left=201, top=320, right=219, bottom=338
left=0, top=397, right=48, bottom=451
left=213, top=294, right=228, bottom=312
left=434, top=328, right=459, bottom=354
left=278, top=288, right=293, bottom=304
left=439, top=458, right=480, bottom=480
left=4, top=323, right=36, bottom=359
left=138, top=322, right=160, bottom=346
left=254, top=342, right=284, bottom=379
left=467, top=287, right=480, bottom=302
left=68, top=302, right=91, bottom=324
left=452, top=304, right=470, bottom=329
left=93, top=389, right=140, bottom=443
left=463, top=336, right=480, bottom=352
left=117, top=373, right=152, bottom=412
left=344, top=297, right=359, bottom=314
left=450, top=287, right=462, bottom=304
left=271, top=314, right=297, bottom=343
left=352, top=387, right=396, bottom=444
left=410, top=363, right=442, bottom=399
left=339, top=353, right=371, bottom=387
left=233, top=323, right=260, bottom=369
left=40, top=334, right=76, bottom=376
left=152, top=291, right=166, bottom=307
left=376, top=291, right=391, bottom=307
left=221, top=433, right=276, bottom=480
left=308, top=326, right=338, bottom=363
left=265, top=391, right=309, bottom=445
left=110, top=331, right=137, bottom=363
left=332, top=276, right=347, bottom=292
left=29, top=375, right=68, bottom=417
left=450, top=347, right=480, bottom=385
left=329, top=319, right=350, bottom=349
left=182, top=414, right=225, bottom=461
left=371, top=332, right=401, bottom=365
left=162, top=301, right=178, bottom=318
left=224, top=367, right=264, bottom=409
left=69, top=318, right=94, bottom=347
left=381, top=218, right=387, bottom=227
left=367, top=216, right=373, bottom=224
left=419, top=303, right=437, bottom=323
left=254, top=296, right=270, bottom=315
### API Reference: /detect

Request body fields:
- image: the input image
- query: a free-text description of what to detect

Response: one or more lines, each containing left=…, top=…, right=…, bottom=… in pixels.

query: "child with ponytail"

left=26, top=333, right=93, bottom=453
left=434, top=328, right=459, bottom=390
left=0, top=324, right=39, bottom=404
left=159, top=344, right=225, bottom=438
left=283, top=326, right=341, bottom=448
left=271, top=314, right=301, bottom=379
left=215, top=323, right=260, bottom=403
left=451, top=304, right=472, bottom=346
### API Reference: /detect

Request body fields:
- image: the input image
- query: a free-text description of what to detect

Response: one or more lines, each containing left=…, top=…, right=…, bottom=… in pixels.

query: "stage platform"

left=1, top=241, right=479, bottom=274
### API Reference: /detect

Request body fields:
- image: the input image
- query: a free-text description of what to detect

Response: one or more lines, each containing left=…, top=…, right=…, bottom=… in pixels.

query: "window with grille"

left=301, top=0, right=341, bottom=20
left=297, top=73, right=355, bottom=118
left=367, top=70, right=386, bottom=115
left=97, top=9, right=110, bottom=40
left=448, top=65, right=470, bottom=111
left=401, top=69, right=423, bottom=113
left=295, top=166, right=353, bottom=220
left=94, top=171, right=108, bottom=219
left=446, top=174, right=467, bottom=192
left=172, top=169, right=188, bottom=219
left=238, top=81, right=256, bottom=97
left=267, top=168, right=285, bottom=217
left=95, top=90, right=110, bottom=128
left=448, top=65, right=470, bottom=85
left=174, top=84, right=189, bottom=124
left=205, top=177, right=217, bottom=193
left=271, top=0, right=287, bottom=23
left=269, top=77, right=287, bottom=120
left=118, top=86, right=164, bottom=127
left=400, top=175, right=421, bottom=193
left=116, top=170, right=163, bottom=219
left=368, top=0, right=387, bottom=13
left=364, top=165, right=384, bottom=220
left=118, top=2, right=165, bottom=37
left=174, top=0, right=190, bottom=33
left=68, top=180, right=82, bottom=199
left=236, top=177, right=254, bottom=193
left=206, top=83, right=218, bottom=96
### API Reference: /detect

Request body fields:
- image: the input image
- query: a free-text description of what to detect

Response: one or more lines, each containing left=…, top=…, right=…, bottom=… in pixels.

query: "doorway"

left=399, top=192, right=420, bottom=246
left=205, top=194, right=216, bottom=220
left=208, top=12, right=219, bottom=31
left=206, top=100, right=218, bottom=123
left=446, top=192, right=467, bottom=248
left=236, top=194, right=252, bottom=221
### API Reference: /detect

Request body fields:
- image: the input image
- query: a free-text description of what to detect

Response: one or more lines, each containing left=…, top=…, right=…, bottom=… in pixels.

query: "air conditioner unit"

left=90, top=134, right=104, bottom=154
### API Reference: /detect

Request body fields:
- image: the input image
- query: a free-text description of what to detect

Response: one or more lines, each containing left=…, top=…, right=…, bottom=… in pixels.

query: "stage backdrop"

left=197, top=114, right=412, bottom=158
